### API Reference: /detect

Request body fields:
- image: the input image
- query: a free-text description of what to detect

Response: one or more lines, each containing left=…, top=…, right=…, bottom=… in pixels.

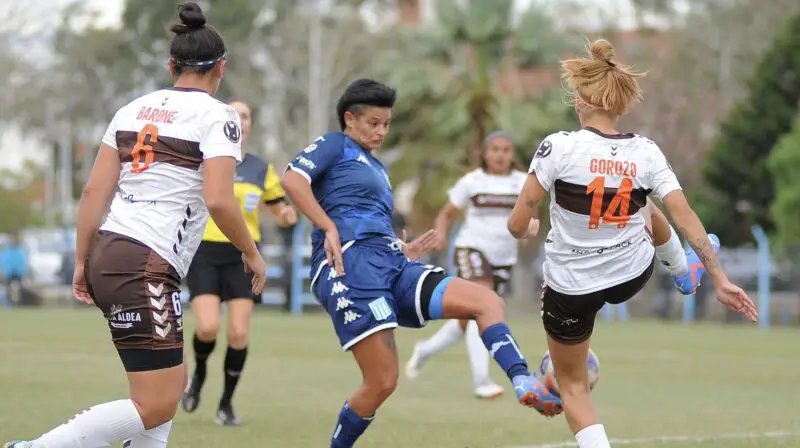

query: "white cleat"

left=405, top=342, right=426, bottom=380
left=474, top=382, right=504, bottom=400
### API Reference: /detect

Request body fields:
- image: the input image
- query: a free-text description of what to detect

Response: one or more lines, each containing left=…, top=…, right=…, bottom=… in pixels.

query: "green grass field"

left=1, top=308, right=798, bottom=447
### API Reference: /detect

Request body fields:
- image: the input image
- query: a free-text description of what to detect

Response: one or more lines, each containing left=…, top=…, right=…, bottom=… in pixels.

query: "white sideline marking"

left=504, top=430, right=800, bottom=448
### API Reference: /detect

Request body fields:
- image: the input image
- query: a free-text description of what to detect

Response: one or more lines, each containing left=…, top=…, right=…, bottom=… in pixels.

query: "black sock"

left=193, top=333, right=216, bottom=388
left=221, top=346, right=248, bottom=405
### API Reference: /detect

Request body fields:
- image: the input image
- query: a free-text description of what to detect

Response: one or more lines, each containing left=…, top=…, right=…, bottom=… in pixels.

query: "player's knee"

left=367, top=373, right=398, bottom=400
left=477, top=292, right=505, bottom=320
left=195, top=320, right=220, bottom=340
left=226, top=325, right=248, bottom=349
left=133, top=397, right=179, bottom=430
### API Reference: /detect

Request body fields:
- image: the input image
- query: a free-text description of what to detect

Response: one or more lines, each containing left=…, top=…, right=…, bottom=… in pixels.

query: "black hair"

left=336, top=79, right=397, bottom=130
left=169, top=3, right=226, bottom=76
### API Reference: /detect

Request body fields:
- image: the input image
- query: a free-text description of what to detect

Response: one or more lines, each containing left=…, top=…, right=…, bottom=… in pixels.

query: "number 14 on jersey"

left=586, top=176, right=633, bottom=229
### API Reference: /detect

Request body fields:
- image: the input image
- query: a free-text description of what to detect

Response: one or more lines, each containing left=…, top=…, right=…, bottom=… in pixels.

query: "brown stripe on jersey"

left=553, top=179, right=650, bottom=216
left=116, top=130, right=203, bottom=171
left=470, top=193, right=519, bottom=209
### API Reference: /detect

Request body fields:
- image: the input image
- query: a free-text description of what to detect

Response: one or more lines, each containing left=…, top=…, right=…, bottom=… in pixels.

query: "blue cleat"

left=4, top=442, right=33, bottom=448
left=512, top=374, right=563, bottom=417
left=672, top=233, right=720, bottom=295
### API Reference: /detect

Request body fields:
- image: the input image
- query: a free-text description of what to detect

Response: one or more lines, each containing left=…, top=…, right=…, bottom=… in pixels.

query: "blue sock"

left=330, top=402, right=373, bottom=448
left=481, top=323, right=530, bottom=380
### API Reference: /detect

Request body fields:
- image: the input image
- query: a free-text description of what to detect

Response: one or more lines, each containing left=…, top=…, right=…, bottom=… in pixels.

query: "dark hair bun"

left=170, top=2, right=206, bottom=35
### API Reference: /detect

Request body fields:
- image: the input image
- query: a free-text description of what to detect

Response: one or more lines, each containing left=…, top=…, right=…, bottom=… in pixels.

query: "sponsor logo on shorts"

left=331, top=281, right=349, bottom=295
left=368, top=297, right=393, bottom=321
left=547, top=311, right=580, bottom=327
left=108, top=303, right=142, bottom=329
left=335, top=297, right=353, bottom=311
left=343, top=310, right=361, bottom=325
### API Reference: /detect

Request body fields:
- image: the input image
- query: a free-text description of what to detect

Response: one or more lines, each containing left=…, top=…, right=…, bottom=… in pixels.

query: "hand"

left=72, top=263, right=94, bottom=306
left=431, top=229, right=448, bottom=252
left=242, top=251, right=267, bottom=295
left=324, top=227, right=345, bottom=276
left=278, top=205, right=298, bottom=227
left=402, top=229, right=439, bottom=261
left=528, top=218, right=540, bottom=237
left=714, top=280, right=758, bottom=322
left=520, top=219, right=541, bottom=246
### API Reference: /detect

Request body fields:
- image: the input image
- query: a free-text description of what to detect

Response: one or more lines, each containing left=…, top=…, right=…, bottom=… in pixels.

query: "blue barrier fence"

left=282, top=220, right=779, bottom=327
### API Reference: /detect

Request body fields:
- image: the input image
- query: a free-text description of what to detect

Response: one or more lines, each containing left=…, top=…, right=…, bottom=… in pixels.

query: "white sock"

left=575, top=424, right=610, bottom=448
left=33, top=399, right=144, bottom=448
left=655, top=225, right=688, bottom=276
left=418, top=319, right=464, bottom=358
left=464, top=320, right=491, bottom=387
left=123, top=420, right=173, bottom=447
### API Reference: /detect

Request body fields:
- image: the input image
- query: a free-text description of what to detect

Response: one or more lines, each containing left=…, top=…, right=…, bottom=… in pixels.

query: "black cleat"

left=181, top=372, right=204, bottom=413
left=215, top=401, right=241, bottom=426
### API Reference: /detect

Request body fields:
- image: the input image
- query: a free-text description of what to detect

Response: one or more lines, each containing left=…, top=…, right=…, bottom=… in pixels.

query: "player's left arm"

left=76, top=110, right=123, bottom=268
left=508, top=136, right=557, bottom=239
left=262, top=163, right=297, bottom=227
left=508, top=176, right=546, bottom=239
left=650, top=151, right=724, bottom=282
left=75, top=144, right=121, bottom=266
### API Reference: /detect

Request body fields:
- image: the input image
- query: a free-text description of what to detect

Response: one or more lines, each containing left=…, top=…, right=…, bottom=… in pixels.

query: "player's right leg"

left=4, top=232, right=186, bottom=448
left=646, top=200, right=720, bottom=294
left=540, top=285, right=609, bottom=448
left=311, top=242, right=404, bottom=448
left=182, top=244, right=223, bottom=414
left=419, top=274, right=561, bottom=415
left=406, top=248, right=502, bottom=398
left=215, top=260, right=258, bottom=426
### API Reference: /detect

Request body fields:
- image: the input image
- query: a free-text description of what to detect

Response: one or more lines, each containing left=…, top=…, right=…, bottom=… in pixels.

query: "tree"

left=767, top=113, right=800, bottom=248
left=701, top=9, right=800, bottom=245
left=375, top=0, right=579, bottom=225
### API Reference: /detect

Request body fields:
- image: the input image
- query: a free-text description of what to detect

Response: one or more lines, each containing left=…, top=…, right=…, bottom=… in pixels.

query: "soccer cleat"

left=474, top=382, right=504, bottom=400
left=215, top=401, right=241, bottom=426
left=181, top=371, right=203, bottom=413
left=404, top=342, right=427, bottom=381
left=512, top=374, right=563, bottom=417
left=4, top=442, right=33, bottom=448
left=672, top=233, right=720, bottom=295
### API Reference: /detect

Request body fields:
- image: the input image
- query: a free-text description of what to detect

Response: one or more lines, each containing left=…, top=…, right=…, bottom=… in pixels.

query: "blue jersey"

left=288, top=132, right=396, bottom=261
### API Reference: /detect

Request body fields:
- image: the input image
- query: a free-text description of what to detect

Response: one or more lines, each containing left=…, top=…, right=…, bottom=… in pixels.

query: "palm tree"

left=375, top=0, right=579, bottom=225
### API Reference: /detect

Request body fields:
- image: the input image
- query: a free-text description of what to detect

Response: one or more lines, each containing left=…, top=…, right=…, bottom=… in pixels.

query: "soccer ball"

left=537, top=349, right=600, bottom=398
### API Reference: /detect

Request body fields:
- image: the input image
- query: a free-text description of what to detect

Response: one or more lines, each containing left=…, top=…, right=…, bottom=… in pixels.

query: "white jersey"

left=529, top=127, right=681, bottom=295
left=100, top=87, right=243, bottom=278
left=449, top=169, right=528, bottom=266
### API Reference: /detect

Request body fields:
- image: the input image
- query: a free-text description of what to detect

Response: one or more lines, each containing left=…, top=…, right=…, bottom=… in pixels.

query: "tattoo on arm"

left=680, top=227, right=721, bottom=270
left=524, top=196, right=540, bottom=209
left=379, top=330, right=397, bottom=353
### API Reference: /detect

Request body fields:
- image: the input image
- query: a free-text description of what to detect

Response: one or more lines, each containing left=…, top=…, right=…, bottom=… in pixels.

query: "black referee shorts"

left=185, top=241, right=259, bottom=302
left=541, top=258, right=655, bottom=345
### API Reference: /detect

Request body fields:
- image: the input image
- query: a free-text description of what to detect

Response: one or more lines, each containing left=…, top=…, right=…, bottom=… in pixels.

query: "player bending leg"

left=405, top=131, right=537, bottom=400
left=281, top=79, right=562, bottom=448
left=182, top=99, right=297, bottom=426
left=507, top=38, right=757, bottom=448
left=4, top=4, right=267, bottom=447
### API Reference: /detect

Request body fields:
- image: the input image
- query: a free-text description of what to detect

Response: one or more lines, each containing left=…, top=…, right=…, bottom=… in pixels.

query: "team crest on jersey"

left=224, top=121, right=241, bottom=143
left=534, top=140, right=552, bottom=158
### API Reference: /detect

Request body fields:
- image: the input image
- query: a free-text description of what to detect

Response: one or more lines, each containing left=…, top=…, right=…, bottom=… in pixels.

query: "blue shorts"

left=310, top=237, right=452, bottom=350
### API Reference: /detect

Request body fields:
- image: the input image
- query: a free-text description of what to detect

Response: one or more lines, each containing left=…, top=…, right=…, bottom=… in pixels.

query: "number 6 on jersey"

left=131, top=124, right=158, bottom=173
